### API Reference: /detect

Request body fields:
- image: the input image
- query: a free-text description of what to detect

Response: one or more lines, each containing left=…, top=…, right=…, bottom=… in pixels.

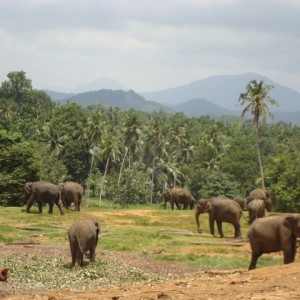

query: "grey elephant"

left=233, top=196, right=245, bottom=210
left=163, top=187, right=195, bottom=210
left=68, top=217, right=101, bottom=267
left=59, top=181, right=83, bottom=211
left=247, top=199, right=266, bottom=224
left=248, top=215, right=300, bottom=270
left=247, top=188, right=272, bottom=212
left=195, top=198, right=243, bottom=238
left=24, top=181, right=64, bottom=215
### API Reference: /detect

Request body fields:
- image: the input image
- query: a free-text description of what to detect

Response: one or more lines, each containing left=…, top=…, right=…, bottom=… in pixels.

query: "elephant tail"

left=241, top=211, right=248, bottom=222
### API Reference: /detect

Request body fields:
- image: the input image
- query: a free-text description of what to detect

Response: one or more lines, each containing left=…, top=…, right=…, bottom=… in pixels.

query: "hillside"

left=44, top=73, right=300, bottom=124
left=141, top=73, right=300, bottom=112
left=62, top=89, right=169, bottom=113
left=174, top=98, right=234, bottom=116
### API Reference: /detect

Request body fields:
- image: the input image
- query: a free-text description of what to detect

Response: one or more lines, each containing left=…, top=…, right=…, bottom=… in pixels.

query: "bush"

left=0, top=130, right=40, bottom=206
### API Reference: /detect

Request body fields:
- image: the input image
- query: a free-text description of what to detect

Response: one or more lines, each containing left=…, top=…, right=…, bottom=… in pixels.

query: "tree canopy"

left=1, top=71, right=300, bottom=212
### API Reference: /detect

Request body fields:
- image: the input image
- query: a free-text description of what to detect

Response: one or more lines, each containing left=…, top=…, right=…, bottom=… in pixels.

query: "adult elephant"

left=24, top=181, right=64, bottom=215
left=248, top=215, right=300, bottom=270
left=68, top=217, right=101, bottom=267
left=233, top=196, right=245, bottom=210
left=59, top=181, right=83, bottom=211
left=247, top=199, right=266, bottom=224
left=163, top=187, right=195, bottom=210
left=247, top=188, right=272, bottom=212
left=195, top=198, right=243, bottom=238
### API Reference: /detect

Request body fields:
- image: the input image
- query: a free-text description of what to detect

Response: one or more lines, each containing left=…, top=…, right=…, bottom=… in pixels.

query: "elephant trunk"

left=195, top=211, right=201, bottom=233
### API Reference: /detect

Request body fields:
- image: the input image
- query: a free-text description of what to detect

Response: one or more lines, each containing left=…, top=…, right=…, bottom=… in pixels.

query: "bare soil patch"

left=1, top=243, right=300, bottom=300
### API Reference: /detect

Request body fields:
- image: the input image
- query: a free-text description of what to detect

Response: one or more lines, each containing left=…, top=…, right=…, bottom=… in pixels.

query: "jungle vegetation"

left=1, top=71, right=300, bottom=212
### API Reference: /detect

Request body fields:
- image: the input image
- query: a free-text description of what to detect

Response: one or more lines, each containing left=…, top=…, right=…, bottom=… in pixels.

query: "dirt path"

left=1, top=247, right=300, bottom=300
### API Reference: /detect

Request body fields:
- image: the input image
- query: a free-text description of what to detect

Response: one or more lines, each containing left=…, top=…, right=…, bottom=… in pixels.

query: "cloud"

left=0, top=0, right=300, bottom=92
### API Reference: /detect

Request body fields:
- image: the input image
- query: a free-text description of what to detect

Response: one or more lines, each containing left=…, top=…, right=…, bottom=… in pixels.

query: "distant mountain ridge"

left=55, top=89, right=169, bottom=113
left=44, top=73, right=300, bottom=124
left=174, top=98, right=233, bottom=116
left=141, top=73, right=300, bottom=112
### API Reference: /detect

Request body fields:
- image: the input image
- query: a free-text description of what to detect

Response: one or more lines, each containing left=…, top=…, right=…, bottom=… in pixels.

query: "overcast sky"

left=0, top=0, right=299, bottom=93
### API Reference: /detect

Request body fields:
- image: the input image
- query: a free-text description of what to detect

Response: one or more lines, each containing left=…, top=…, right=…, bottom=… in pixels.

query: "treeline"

left=1, top=71, right=300, bottom=212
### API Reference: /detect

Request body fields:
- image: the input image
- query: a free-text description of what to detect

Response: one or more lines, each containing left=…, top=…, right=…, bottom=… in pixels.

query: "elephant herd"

left=164, top=187, right=300, bottom=270
left=2, top=184, right=299, bottom=277
left=24, top=181, right=84, bottom=215
left=23, top=181, right=99, bottom=268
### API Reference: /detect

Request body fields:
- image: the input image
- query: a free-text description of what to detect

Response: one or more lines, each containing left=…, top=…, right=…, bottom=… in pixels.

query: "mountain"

left=141, top=73, right=300, bottom=112
left=59, top=89, right=169, bottom=113
left=43, top=90, right=75, bottom=101
left=44, top=73, right=300, bottom=124
left=174, top=98, right=234, bottom=116
left=73, top=77, right=127, bottom=93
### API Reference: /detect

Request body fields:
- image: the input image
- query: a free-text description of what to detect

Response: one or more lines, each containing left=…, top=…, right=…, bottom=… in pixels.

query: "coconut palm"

left=82, top=111, right=106, bottom=205
left=99, top=133, right=121, bottom=205
left=238, top=80, right=278, bottom=189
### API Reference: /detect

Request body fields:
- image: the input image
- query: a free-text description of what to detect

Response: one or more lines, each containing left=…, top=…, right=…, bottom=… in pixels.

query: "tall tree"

left=238, top=80, right=278, bottom=189
left=0, top=71, right=32, bottom=104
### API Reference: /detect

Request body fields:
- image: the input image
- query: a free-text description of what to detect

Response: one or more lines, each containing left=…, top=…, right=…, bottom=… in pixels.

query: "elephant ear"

left=203, top=200, right=212, bottom=212
left=25, top=182, right=33, bottom=194
left=284, top=216, right=300, bottom=237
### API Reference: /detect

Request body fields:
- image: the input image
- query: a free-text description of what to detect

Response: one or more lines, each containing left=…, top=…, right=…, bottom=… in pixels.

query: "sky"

left=0, top=0, right=300, bottom=93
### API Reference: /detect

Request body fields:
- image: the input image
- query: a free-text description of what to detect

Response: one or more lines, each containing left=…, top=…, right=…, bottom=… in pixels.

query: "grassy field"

left=0, top=199, right=283, bottom=271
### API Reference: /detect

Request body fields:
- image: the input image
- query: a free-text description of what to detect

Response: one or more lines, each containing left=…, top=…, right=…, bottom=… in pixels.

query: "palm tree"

left=42, top=122, right=68, bottom=156
left=82, top=111, right=106, bottom=206
left=238, top=80, right=278, bottom=189
left=99, top=134, right=121, bottom=205
left=118, top=111, right=141, bottom=185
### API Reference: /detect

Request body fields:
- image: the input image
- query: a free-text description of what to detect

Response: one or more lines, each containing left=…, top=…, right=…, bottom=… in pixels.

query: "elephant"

left=24, top=181, right=64, bottom=215
left=195, top=198, right=243, bottom=238
left=0, top=268, right=9, bottom=282
left=163, top=187, right=195, bottom=210
left=248, top=215, right=300, bottom=270
left=68, top=217, right=101, bottom=267
left=247, top=199, right=266, bottom=224
left=233, top=196, right=245, bottom=210
left=247, top=188, right=272, bottom=212
left=59, top=181, right=83, bottom=211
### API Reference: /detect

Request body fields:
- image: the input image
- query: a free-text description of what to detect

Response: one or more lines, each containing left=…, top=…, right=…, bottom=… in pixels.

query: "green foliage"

left=0, top=130, right=40, bottom=206
left=113, top=165, right=150, bottom=206
left=1, top=71, right=300, bottom=212
left=60, top=139, right=90, bottom=184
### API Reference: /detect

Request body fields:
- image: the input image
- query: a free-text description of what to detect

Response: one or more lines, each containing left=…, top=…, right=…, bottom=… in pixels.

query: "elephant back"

left=68, top=218, right=100, bottom=253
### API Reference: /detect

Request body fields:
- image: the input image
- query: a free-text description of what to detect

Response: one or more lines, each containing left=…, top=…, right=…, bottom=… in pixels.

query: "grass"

left=0, top=199, right=285, bottom=270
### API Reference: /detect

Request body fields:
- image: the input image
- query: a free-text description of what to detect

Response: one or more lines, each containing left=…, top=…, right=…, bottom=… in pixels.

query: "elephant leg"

left=175, top=201, right=181, bottom=210
left=90, top=247, right=96, bottom=262
left=56, top=200, right=65, bottom=215
left=248, top=251, right=262, bottom=270
left=48, top=203, right=54, bottom=214
left=26, top=195, right=35, bottom=213
left=283, top=243, right=297, bottom=264
left=234, top=224, right=242, bottom=238
left=171, top=201, right=175, bottom=210
left=70, top=242, right=77, bottom=267
left=216, top=221, right=224, bottom=238
left=37, top=201, right=43, bottom=213
left=75, top=249, right=83, bottom=267
left=209, top=219, right=215, bottom=236
left=75, top=201, right=80, bottom=211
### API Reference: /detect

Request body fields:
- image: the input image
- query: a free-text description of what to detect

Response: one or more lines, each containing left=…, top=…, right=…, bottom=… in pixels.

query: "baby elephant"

left=68, top=217, right=101, bottom=267
left=248, top=215, right=300, bottom=270
left=0, top=268, right=9, bottom=282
